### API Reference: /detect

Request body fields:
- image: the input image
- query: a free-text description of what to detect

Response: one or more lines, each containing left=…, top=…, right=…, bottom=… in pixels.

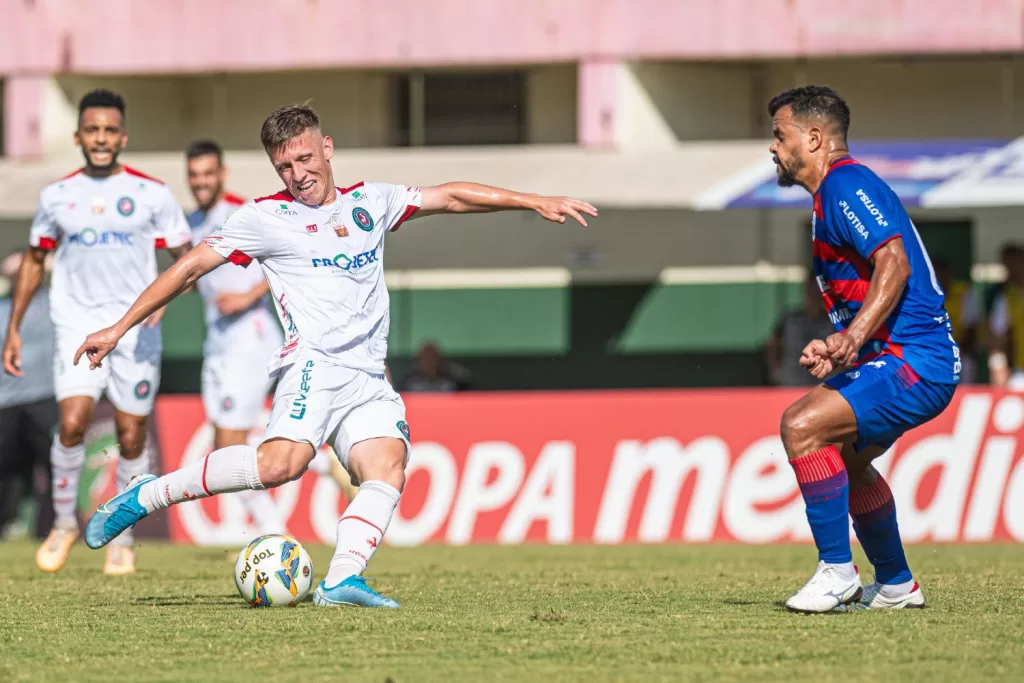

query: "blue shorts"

left=825, top=356, right=956, bottom=452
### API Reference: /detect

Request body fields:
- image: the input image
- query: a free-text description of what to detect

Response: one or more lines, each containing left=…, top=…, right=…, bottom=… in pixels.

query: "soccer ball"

left=233, top=534, right=314, bottom=607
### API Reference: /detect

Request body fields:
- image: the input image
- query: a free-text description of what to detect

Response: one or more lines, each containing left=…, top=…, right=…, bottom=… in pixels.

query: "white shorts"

left=263, top=355, right=409, bottom=469
left=53, top=325, right=161, bottom=416
left=202, top=347, right=277, bottom=431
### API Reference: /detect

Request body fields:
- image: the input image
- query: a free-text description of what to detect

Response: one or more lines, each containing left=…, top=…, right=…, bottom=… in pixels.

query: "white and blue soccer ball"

left=234, top=534, right=314, bottom=607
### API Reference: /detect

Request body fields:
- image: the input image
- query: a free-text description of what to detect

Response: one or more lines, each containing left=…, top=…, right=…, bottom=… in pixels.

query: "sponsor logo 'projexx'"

left=311, top=248, right=379, bottom=272
left=67, top=229, right=134, bottom=247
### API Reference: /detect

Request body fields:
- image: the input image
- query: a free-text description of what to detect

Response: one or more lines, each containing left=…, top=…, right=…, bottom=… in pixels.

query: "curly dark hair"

left=78, top=89, right=126, bottom=121
left=767, top=85, right=850, bottom=139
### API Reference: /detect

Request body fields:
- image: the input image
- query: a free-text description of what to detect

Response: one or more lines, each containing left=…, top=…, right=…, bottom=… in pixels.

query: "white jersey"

left=29, top=166, right=192, bottom=332
left=188, top=193, right=280, bottom=357
left=202, top=182, right=422, bottom=374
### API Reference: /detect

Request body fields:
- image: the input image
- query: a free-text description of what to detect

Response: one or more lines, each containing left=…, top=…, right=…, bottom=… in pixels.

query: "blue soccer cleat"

left=85, top=474, right=157, bottom=549
left=312, top=576, right=400, bottom=608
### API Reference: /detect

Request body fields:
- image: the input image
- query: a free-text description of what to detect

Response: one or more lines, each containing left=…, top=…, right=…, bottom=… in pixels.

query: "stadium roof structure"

left=3, top=138, right=1024, bottom=218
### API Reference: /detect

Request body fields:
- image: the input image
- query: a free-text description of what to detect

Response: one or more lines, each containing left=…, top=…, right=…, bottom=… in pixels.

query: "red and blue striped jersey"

left=812, top=158, right=960, bottom=384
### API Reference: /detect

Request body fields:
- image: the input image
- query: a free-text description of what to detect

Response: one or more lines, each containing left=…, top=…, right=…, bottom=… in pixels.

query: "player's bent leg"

left=85, top=438, right=314, bottom=549
left=37, top=396, right=96, bottom=573
left=106, top=409, right=151, bottom=573
left=830, top=365, right=956, bottom=611
left=314, top=436, right=406, bottom=609
left=780, top=385, right=862, bottom=613
left=838, top=446, right=925, bottom=611
left=215, top=426, right=289, bottom=535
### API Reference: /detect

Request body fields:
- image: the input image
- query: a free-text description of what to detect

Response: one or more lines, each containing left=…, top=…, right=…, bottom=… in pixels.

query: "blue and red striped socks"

left=790, top=446, right=852, bottom=564
left=849, top=474, right=912, bottom=585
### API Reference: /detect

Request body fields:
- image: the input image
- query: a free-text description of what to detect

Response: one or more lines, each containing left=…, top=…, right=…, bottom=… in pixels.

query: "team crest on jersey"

left=117, top=196, right=135, bottom=217
left=397, top=420, right=411, bottom=441
left=222, top=397, right=234, bottom=411
left=353, top=207, right=374, bottom=231
left=134, top=380, right=151, bottom=399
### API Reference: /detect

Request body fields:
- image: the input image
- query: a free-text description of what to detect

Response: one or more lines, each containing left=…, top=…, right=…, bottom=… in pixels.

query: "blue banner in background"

left=726, top=139, right=1009, bottom=209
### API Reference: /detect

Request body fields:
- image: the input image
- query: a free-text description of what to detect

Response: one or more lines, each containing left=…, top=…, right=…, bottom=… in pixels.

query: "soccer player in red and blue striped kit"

left=768, top=86, right=960, bottom=612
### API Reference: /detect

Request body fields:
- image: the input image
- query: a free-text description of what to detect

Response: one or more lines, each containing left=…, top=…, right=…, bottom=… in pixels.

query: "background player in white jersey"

left=2, top=90, right=192, bottom=575
left=185, top=140, right=286, bottom=535
left=78, top=102, right=597, bottom=607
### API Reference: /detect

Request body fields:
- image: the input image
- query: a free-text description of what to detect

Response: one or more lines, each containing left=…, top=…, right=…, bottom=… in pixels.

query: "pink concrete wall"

left=2, top=77, right=44, bottom=157
left=1, top=0, right=1022, bottom=75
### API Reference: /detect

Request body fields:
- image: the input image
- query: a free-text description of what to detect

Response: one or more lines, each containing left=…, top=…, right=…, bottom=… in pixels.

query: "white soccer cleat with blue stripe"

left=785, top=561, right=862, bottom=613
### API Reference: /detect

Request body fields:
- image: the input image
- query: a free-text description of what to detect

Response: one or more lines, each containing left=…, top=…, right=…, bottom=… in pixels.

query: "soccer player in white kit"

left=2, top=90, right=192, bottom=575
left=185, top=140, right=286, bottom=535
left=79, top=102, right=597, bottom=607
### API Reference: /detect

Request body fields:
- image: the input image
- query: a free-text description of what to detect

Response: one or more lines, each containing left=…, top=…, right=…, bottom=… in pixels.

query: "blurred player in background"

left=0, top=249, right=57, bottom=539
left=78, top=102, right=596, bottom=608
left=2, top=89, right=192, bottom=575
left=763, top=274, right=835, bottom=387
left=988, top=244, right=1024, bottom=389
left=769, top=86, right=959, bottom=612
left=185, top=140, right=286, bottom=534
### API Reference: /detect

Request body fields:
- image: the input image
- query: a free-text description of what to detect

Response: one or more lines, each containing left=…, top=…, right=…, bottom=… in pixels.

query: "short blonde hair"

left=260, top=102, right=321, bottom=154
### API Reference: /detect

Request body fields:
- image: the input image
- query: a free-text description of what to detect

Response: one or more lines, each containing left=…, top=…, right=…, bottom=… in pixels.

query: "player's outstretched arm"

left=2, top=247, right=47, bottom=376
left=75, top=243, right=227, bottom=369
left=418, top=183, right=597, bottom=226
left=825, top=239, right=911, bottom=366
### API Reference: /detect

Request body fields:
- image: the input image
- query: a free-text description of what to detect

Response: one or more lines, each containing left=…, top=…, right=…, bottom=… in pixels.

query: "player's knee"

left=115, top=423, right=147, bottom=459
left=373, top=457, right=406, bottom=492
left=780, top=403, right=816, bottom=457
left=257, top=445, right=313, bottom=488
left=58, top=413, right=90, bottom=446
left=847, top=463, right=878, bottom=491
left=348, top=439, right=407, bottom=491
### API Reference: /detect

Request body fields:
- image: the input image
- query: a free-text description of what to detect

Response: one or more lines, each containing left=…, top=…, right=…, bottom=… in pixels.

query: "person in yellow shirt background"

left=936, top=258, right=981, bottom=384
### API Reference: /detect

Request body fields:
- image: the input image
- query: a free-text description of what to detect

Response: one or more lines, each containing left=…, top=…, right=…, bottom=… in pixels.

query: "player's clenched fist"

left=799, top=339, right=834, bottom=379
left=528, top=196, right=598, bottom=227
left=74, top=326, right=123, bottom=370
left=825, top=332, right=860, bottom=368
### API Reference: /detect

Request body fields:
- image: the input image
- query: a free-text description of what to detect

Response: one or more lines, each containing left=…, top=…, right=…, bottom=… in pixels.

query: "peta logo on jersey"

left=837, top=200, right=870, bottom=240
left=310, top=247, right=379, bottom=273
left=289, top=360, right=315, bottom=420
left=855, top=189, right=889, bottom=227
left=66, top=229, right=133, bottom=247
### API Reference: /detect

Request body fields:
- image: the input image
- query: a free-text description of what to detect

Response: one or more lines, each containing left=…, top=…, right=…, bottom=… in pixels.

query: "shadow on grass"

left=133, top=594, right=241, bottom=607
left=771, top=600, right=854, bottom=615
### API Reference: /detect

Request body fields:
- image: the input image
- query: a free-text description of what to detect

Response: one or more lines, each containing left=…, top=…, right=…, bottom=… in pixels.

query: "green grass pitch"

left=1, top=541, right=1023, bottom=682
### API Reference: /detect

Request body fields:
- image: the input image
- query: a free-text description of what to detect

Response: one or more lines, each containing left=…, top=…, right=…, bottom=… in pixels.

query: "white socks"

left=51, top=438, right=84, bottom=529
left=137, top=444, right=262, bottom=512
left=114, top=449, right=151, bottom=546
left=324, top=480, right=401, bottom=586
